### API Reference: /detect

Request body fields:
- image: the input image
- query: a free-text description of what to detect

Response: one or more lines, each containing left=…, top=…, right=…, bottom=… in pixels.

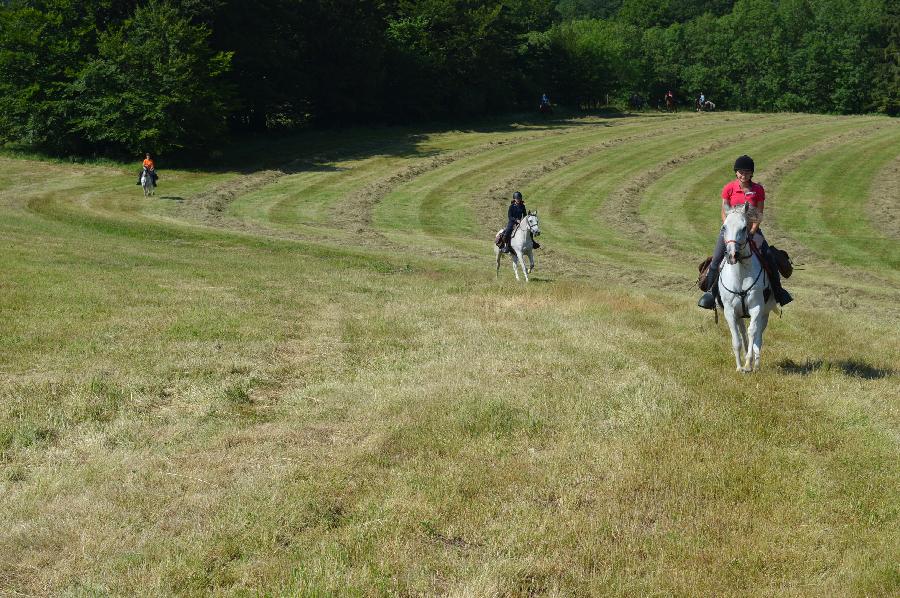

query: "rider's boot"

left=767, top=253, right=793, bottom=306
left=532, top=241, right=541, bottom=249
left=697, top=267, right=719, bottom=310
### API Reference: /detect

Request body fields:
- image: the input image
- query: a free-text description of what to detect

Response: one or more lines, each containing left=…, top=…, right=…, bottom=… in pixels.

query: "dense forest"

left=1, top=0, right=897, bottom=156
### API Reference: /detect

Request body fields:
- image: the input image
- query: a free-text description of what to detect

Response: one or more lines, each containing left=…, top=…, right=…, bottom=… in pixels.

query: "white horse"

left=141, top=167, right=156, bottom=197
left=718, top=203, right=776, bottom=372
left=495, top=211, right=540, bottom=281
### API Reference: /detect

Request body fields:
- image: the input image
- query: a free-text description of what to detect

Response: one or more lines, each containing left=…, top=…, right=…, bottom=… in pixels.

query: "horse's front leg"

left=745, top=311, right=769, bottom=372
left=510, top=251, right=520, bottom=281
left=723, top=309, right=744, bottom=371
left=517, top=250, right=529, bottom=282
left=737, top=318, right=752, bottom=372
left=495, top=248, right=502, bottom=278
left=527, top=250, right=535, bottom=274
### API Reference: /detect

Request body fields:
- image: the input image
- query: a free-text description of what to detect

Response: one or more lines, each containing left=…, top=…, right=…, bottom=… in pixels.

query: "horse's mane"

left=726, top=204, right=762, bottom=224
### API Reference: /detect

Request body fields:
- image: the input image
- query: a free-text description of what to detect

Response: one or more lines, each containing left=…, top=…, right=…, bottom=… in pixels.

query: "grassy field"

left=1, top=111, right=898, bottom=596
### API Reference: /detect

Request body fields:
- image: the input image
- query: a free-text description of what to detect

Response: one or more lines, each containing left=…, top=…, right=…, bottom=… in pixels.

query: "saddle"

left=494, top=223, right=540, bottom=251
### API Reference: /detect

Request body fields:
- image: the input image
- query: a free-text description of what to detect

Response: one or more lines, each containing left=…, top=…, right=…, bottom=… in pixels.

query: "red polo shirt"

left=722, top=180, right=765, bottom=208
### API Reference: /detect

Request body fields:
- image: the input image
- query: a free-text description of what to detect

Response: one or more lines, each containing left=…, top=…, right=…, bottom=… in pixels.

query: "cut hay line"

left=371, top=119, right=668, bottom=240
left=865, top=155, right=900, bottom=241
left=465, top=116, right=743, bottom=237
left=188, top=170, right=286, bottom=217
left=331, top=124, right=601, bottom=234
left=776, top=127, right=900, bottom=273
left=537, top=114, right=768, bottom=252
left=600, top=114, right=816, bottom=254
left=751, top=120, right=895, bottom=261
left=656, top=117, right=887, bottom=257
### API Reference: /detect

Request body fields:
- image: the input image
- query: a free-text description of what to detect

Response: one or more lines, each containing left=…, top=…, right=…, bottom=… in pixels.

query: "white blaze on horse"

left=718, top=203, right=776, bottom=372
left=495, top=211, right=540, bottom=282
left=141, top=167, right=155, bottom=197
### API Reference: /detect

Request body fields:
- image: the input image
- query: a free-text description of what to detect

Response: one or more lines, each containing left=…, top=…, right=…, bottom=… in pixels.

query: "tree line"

left=0, top=0, right=897, bottom=157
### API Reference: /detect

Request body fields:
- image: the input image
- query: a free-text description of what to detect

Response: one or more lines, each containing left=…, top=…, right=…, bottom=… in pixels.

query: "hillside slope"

left=1, top=112, right=898, bottom=596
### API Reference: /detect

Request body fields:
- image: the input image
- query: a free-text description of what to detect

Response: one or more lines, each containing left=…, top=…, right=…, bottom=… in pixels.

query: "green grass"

left=1, top=112, right=898, bottom=596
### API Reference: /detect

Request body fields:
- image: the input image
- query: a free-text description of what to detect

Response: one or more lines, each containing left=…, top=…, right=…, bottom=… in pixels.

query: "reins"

left=719, top=238, right=765, bottom=317
left=511, top=217, right=537, bottom=242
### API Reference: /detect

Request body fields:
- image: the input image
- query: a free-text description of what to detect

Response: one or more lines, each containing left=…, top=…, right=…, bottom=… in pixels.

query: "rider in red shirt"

left=698, top=155, right=792, bottom=309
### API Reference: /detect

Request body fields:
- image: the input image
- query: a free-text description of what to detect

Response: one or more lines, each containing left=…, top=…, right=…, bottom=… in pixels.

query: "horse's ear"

left=743, top=202, right=749, bottom=214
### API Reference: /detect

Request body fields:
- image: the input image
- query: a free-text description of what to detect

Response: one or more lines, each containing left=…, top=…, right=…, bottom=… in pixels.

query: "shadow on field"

left=192, top=115, right=616, bottom=175
left=159, top=196, right=184, bottom=201
left=778, top=358, right=896, bottom=379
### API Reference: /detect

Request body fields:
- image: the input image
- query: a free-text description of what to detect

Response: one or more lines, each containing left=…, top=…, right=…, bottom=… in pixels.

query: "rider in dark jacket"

left=497, top=191, right=539, bottom=252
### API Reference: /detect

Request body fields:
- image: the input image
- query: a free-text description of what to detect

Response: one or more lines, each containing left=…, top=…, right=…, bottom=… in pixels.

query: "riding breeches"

left=502, top=218, right=518, bottom=241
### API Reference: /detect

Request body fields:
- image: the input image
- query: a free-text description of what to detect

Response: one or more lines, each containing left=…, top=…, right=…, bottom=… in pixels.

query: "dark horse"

left=629, top=94, right=645, bottom=111
left=665, top=95, right=677, bottom=113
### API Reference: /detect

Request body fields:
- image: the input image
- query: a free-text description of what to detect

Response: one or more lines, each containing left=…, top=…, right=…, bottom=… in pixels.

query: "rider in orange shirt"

left=137, top=153, right=158, bottom=186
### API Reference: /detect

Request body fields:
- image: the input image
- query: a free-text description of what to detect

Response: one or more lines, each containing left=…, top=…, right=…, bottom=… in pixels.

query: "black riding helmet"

left=734, top=155, right=754, bottom=172
left=512, top=191, right=523, bottom=201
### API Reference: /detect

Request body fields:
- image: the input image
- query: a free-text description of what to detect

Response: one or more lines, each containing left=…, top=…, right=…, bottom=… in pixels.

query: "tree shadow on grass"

left=188, top=113, right=618, bottom=175
left=159, top=196, right=184, bottom=201
left=778, top=358, right=896, bottom=379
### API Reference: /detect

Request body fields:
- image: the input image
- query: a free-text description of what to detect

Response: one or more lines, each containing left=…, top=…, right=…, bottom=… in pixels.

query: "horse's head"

left=722, top=203, right=750, bottom=264
left=525, top=211, right=540, bottom=236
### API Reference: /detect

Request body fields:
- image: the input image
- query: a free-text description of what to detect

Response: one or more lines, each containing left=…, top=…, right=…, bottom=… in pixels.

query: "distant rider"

left=698, top=155, right=792, bottom=309
left=137, top=152, right=158, bottom=186
left=497, top=191, right=539, bottom=253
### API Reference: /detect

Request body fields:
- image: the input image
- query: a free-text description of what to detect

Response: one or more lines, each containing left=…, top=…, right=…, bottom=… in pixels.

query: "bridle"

left=512, top=215, right=539, bottom=238
left=720, top=228, right=765, bottom=316
left=723, top=236, right=750, bottom=264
